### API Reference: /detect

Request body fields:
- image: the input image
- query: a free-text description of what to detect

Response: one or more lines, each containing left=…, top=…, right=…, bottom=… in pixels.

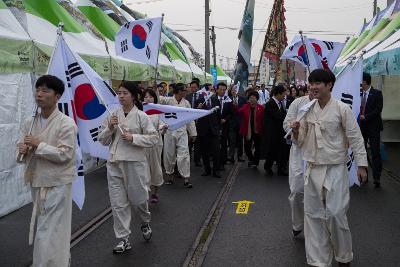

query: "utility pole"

left=211, top=26, right=217, bottom=69
left=205, top=0, right=211, bottom=73
left=373, top=0, right=377, bottom=16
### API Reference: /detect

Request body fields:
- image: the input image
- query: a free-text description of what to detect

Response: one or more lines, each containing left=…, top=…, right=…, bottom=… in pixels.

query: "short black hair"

left=363, top=72, right=371, bottom=85
left=204, top=83, right=212, bottom=88
left=35, top=75, right=65, bottom=96
left=308, top=69, right=336, bottom=89
left=217, top=82, right=227, bottom=89
left=156, top=83, right=164, bottom=89
left=247, top=90, right=259, bottom=100
left=173, top=83, right=186, bottom=94
left=272, top=84, right=286, bottom=96
left=142, top=88, right=158, bottom=104
left=192, top=77, right=200, bottom=84
left=190, top=80, right=199, bottom=88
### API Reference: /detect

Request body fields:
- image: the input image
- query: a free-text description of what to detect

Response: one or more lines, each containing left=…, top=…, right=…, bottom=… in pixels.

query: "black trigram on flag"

left=77, top=160, right=84, bottom=176
left=89, top=127, right=101, bottom=142
left=146, top=45, right=151, bottom=59
left=68, top=62, right=83, bottom=79
left=121, top=39, right=128, bottom=53
left=146, top=20, right=153, bottom=32
left=123, top=22, right=130, bottom=29
left=165, top=113, right=177, bottom=119
left=346, top=152, right=355, bottom=171
left=65, top=71, right=71, bottom=88
left=58, top=102, right=70, bottom=117
left=323, top=41, right=334, bottom=50
left=341, top=93, right=353, bottom=109
left=289, top=45, right=294, bottom=51
left=103, top=81, right=117, bottom=97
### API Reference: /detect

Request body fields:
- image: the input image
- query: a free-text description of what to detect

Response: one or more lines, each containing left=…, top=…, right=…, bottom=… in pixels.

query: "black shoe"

left=226, top=158, right=235, bottom=164
left=183, top=181, right=193, bottom=188
left=247, top=161, right=255, bottom=167
left=201, top=172, right=211, bottom=176
left=218, top=166, right=225, bottom=171
left=237, top=157, right=245, bottom=162
left=292, top=229, right=302, bottom=237
left=195, top=162, right=202, bottom=167
left=374, top=181, right=381, bottom=188
left=141, top=223, right=152, bottom=241
left=265, top=169, right=274, bottom=176
left=212, top=172, right=222, bottom=178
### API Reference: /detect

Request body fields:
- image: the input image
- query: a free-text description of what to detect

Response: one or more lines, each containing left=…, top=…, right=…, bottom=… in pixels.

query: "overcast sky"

left=125, top=0, right=388, bottom=69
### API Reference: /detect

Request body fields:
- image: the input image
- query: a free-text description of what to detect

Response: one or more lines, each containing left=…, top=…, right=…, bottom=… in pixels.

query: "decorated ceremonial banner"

left=281, top=35, right=344, bottom=71
left=143, top=103, right=214, bottom=130
left=115, top=17, right=162, bottom=67
left=332, top=59, right=363, bottom=186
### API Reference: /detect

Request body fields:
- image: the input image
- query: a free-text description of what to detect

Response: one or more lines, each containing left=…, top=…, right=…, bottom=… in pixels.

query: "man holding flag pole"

left=291, top=68, right=368, bottom=267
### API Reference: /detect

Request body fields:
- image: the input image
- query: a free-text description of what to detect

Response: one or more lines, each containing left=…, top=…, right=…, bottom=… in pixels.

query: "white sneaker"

left=141, top=223, right=152, bottom=241
left=113, top=238, right=132, bottom=254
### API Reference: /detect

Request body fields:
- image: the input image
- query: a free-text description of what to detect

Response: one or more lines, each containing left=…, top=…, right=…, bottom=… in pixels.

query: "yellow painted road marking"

left=232, top=200, right=255, bottom=214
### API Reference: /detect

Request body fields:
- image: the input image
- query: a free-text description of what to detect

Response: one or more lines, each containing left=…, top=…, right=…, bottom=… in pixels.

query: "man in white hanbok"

left=158, top=83, right=197, bottom=188
left=291, top=69, right=367, bottom=267
left=17, top=75, right=77, bottom=267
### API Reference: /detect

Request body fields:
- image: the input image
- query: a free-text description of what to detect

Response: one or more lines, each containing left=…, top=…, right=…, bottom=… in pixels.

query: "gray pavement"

left=203, top=162, right=400, bottom=267
left=70, top=165, right=228, bottom=267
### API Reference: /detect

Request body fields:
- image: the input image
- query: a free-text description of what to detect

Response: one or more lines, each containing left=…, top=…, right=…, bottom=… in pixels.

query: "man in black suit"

left=228, top=85, right=246, bottom=162
left=359, top=72, right=383, bottom=188
left=186, top=80, right=202, bottom=167
left=195, top=93, right=222, bottom=178
left=263, top=84, right=288, bottom=176
left=216, top=82, right=233, bottom=167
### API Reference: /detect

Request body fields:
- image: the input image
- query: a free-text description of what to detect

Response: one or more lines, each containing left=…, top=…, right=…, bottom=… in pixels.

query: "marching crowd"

left=16, top=68, right=383, bottom=266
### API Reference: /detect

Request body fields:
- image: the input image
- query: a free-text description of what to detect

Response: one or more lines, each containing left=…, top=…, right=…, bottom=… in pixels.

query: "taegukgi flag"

left=115, top=17, right=162, bottom=67
left=332, top=59, right=363, bottom=187
left=48, top=34, right=119, bottom=161
left=281, top=35, right=344, bottom=71
left=143, top=103, right=215, bottom=130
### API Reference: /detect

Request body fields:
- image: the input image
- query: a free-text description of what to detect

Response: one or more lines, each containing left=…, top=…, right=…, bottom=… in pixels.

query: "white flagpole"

left=299, top=30, right=311, bottom=74
left=154, top=14, right=165, bottom=85
left=17, top=23, right=66, bottom=162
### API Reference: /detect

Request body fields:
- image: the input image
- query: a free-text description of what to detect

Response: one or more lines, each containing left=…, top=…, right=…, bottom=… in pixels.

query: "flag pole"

left=299, top=30, right=311, bottom=74
left=154, top=14, right=165, bottom=86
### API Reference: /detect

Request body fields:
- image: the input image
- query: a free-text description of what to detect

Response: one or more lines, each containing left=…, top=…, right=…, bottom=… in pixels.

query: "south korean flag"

left=116, top=17, right=163, bottom=67
left=48, top=34, right=119, bottom=160
left=332, top=59, right=363, bottom=187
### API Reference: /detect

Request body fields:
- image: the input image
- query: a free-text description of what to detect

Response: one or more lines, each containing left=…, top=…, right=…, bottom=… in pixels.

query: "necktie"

left=279, top=101, right=284, bottom=112
left=219, top=97, right=223, bottom=114
left=207, top=98, right=211, bottom=109
left=192, top=94, right=195, bottom=108
left=361, top=91, right=367, bottom=115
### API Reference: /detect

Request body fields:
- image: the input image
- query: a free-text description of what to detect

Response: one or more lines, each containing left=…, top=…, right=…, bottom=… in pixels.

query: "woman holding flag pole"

left=98, top=81, right=159, bottom=254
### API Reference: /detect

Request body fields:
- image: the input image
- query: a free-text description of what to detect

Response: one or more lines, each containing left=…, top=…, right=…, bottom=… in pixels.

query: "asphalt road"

left=1, top=143, right=400, bottom=267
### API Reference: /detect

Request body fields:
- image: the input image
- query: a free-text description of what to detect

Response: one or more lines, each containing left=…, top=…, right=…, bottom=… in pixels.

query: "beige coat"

left=98, top=106, right=159, bottom=162
left=158, top=95, right=197, bottom=137
left=17, top=109, right=77, bottom=187
left=297, top=97, right=367, bottom=167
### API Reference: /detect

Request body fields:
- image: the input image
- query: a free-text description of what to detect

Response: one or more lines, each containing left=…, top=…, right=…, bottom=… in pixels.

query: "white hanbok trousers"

left=163, top=130, right=190, bottom=178
left=145, top=144, right=164, bottom=188
left=31, top=184, right=72, bottom=267
left=288, top=144, right=304, bottom=231
left=304, top=163, right=353, bottom=267
left=107, top=161, right=151, bottom=239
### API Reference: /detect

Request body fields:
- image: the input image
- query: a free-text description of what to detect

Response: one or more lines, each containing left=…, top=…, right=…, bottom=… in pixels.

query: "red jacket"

left=237, top=103, right=264, bottom=137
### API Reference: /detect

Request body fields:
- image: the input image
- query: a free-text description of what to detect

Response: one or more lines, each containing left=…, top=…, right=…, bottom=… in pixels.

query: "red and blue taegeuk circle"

left=298, top=43, right=322, bottom=65
left=131, top=25, right=147, bottom=49
left=74, top=83, right=106, bottom=120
